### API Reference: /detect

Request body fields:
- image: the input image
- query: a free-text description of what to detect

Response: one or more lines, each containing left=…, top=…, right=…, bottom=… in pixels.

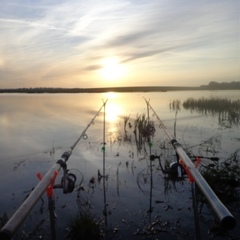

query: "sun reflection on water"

left=106, top=102, right=121, bottom=123
left=100, top=92, right=122, bottom=124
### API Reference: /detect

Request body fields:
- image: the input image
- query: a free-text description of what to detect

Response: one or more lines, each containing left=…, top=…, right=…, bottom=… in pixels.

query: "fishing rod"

left=0, top=100, right=108, bottom=240
left=143, top=97, right=236, bottom=230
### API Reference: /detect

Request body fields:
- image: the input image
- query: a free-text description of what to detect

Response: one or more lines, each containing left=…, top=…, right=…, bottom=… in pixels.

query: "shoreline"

left=0, top=86, right=239, bottom=94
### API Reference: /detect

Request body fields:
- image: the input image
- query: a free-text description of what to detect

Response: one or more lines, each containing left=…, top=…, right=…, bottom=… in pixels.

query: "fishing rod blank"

left=144, top=98, right=236, bottom=230
left=0, top=100, right=107, bottom=240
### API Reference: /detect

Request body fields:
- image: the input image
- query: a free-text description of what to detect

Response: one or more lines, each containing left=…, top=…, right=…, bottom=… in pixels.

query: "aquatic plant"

left=200, top=149, right=240, bottom=204
left=123, top=115, right=131, bottom=142
left=169, top=99, right=181, bottom=112
left=133, top=114, right=155, bottom=153
left=168, top=99, right=181, bottom=138
left=67, top=212, right=102, bottom=240
left=182, top=97, right=240, bottom=127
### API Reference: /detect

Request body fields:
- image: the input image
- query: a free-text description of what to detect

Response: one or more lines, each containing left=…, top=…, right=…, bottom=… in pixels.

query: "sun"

left=99, top=57, right=126, bottom=82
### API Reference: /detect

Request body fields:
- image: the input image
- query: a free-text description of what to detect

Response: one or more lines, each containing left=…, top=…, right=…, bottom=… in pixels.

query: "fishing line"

left=145, top=98, right=153, bottom=221
left=70, top=101, right=107, bottom=151
left=116, top=162, right=121, bottom=197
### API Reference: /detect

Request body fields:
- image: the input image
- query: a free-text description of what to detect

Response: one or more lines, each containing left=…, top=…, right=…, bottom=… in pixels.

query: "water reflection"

left=106, top=102, right=122, bottom=123
left=0, top=92, right=239, bottom=239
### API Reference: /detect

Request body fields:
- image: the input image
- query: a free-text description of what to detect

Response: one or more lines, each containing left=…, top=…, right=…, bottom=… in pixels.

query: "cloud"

left=83, top=65, right=102, bottom=71
left=120, top=46, right=179, bottom=63
left=0, top=0, right=239, bottom=87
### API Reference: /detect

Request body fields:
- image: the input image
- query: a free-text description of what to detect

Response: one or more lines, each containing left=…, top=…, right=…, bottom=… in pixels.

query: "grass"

left=168, top=97, right=240, bottom=127
left=182, top=97, right=240, bottom=127
left=68, top=212, right=102, bottom=240
left=133, top=114, right=155, bottom=153
left=117, top=113, right=156, bottom=153
left=199, top=149, right=240, bottom=204
left=169, top=99, right=181, bottom=112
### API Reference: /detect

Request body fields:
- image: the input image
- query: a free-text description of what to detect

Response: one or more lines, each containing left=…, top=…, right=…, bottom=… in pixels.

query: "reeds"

left=133, top=114, right=155, bottom=153
left=67, top=212, right=102, bottom=240
left=169, top=99, right=181, bottom=112
left=182, top=97, right=240, bottom=127
left=123, top=115, right=131, bottom=142
left=200, top=149, right=240, bottom=204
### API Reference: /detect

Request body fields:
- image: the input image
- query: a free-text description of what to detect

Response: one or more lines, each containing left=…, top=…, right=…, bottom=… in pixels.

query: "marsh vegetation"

left=199, top=149, right=240, bottom=204
left=169, top=97, right=240, bottom=205
left=183, top=97, right=240, bottom=127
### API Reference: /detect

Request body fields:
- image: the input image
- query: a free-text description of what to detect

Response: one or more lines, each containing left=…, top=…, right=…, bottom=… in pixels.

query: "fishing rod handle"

left=171, top=139, right=236, bottom=230
left=0, top=163, right=62, bottom=240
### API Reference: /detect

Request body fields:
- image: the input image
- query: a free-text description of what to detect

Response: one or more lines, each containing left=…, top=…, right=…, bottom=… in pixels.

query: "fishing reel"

left=61, top=171, right=76, bottom=194
left=150, top=154, right=182, bottom=177
left=54, top=160, right=77, bottom=194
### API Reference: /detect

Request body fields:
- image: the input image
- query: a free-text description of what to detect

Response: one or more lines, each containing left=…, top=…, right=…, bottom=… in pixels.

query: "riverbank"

left=0, top=84, right=239, bottom=94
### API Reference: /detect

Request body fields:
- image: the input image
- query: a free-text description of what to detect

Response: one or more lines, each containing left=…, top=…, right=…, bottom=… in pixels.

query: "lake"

left=0, top=90, right=239, bottom=239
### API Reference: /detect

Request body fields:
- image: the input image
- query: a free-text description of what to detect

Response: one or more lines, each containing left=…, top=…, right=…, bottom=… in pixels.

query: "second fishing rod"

left=0, top=100, right=108, bottom=240
left=143, top=97, right=236, bottom=230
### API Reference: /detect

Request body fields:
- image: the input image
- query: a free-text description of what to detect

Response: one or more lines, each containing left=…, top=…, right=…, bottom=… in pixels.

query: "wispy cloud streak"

left=0, top=0, right=238, bottom=88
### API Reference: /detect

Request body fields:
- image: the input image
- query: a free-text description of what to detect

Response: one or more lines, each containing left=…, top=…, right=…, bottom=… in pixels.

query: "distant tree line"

left=0, top=86, right=199, bottom=93
left=0, top=82, right=239, bottom=93
left=200, top=81, right=240, bottom=90
left=0, top=87, right=85, bottom=93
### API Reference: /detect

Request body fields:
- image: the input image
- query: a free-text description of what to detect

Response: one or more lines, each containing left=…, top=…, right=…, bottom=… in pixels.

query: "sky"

left=0, top=0, right=239, bottom=88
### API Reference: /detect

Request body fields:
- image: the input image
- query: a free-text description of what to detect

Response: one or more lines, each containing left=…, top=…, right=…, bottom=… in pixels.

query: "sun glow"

left=101, top=92, right=121, bottom=123
left=100, top=57, right=126, bottom=82
left=105, top=101, right=122, bottom=123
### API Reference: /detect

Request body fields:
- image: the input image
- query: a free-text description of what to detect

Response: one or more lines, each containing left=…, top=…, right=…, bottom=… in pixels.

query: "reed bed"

left=182, top=97, right=240, bottom=126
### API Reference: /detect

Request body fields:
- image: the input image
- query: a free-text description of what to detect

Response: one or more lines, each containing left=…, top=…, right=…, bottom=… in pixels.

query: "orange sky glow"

left=0, top=1, right=239, bottom=89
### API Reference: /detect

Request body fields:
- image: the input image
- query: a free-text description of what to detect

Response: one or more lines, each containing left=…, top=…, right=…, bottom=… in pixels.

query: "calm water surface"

left=0, top=91, right=239, bottom=239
